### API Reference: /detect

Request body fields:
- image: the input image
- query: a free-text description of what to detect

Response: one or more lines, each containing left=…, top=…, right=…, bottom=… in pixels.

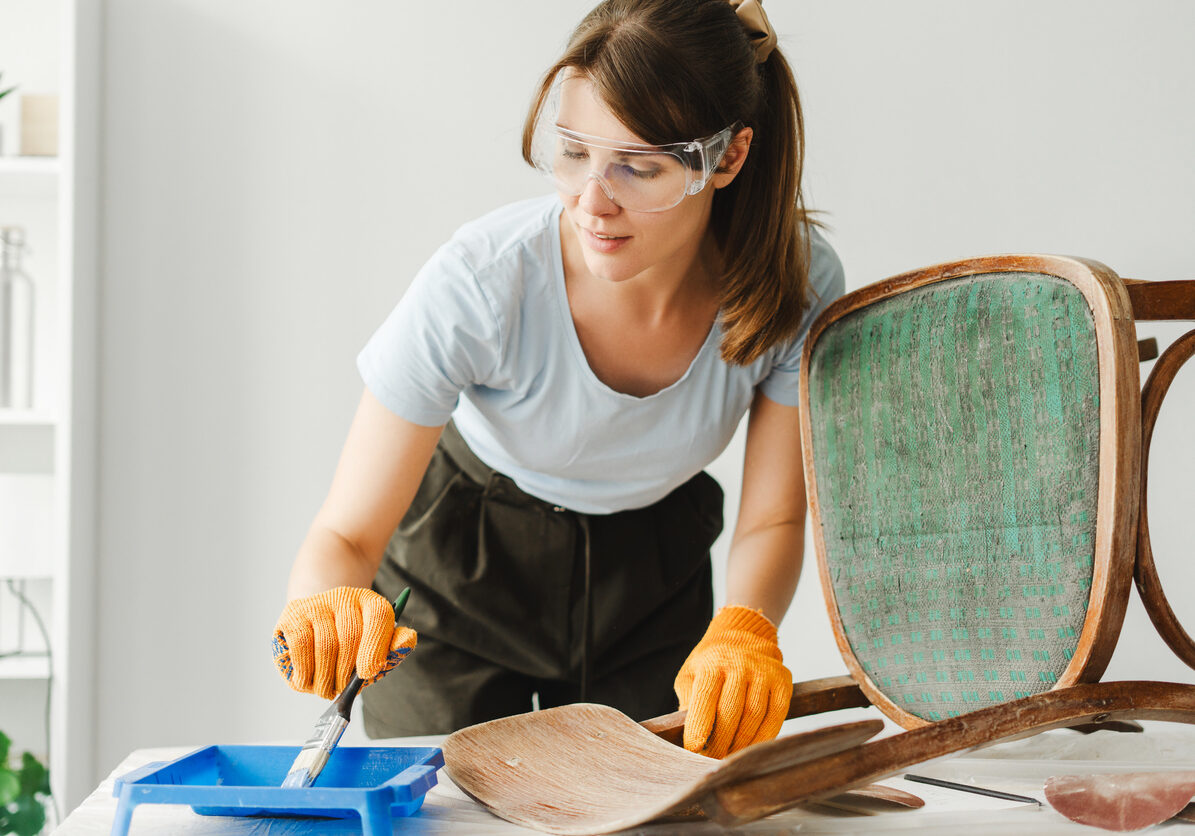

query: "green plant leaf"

left=0, top=731, right=10, bottom=764
left=0, top=770, right=18, bottom=806
left=16, top=754, right=46, bottom=798
left=7, top=795, right=45, bottom=836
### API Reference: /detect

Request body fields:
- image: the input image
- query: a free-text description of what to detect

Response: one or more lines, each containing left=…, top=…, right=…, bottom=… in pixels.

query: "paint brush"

left=281, top=588, right=410, bottom=789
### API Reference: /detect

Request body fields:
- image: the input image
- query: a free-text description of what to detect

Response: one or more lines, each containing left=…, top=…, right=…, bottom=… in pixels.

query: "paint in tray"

left=111, top=744, right=443, bottom=836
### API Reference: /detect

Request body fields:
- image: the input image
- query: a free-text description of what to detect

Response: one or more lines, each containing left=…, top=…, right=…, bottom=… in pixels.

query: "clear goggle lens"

left=532, top=123, right=737, bottom=213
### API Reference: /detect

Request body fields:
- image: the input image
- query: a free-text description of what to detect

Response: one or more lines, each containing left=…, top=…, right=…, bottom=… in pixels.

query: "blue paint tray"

left=111, top=744, right=443, bottom=836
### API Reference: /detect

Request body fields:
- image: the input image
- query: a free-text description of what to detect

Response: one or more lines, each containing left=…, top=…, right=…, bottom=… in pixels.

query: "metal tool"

left=281, top=587, right=410, bottom=788
left=904, top=773, right=1041, bottom=805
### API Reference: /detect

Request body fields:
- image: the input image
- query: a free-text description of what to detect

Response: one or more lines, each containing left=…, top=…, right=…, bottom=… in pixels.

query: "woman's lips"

left=582, top=227, right=630, bottom=253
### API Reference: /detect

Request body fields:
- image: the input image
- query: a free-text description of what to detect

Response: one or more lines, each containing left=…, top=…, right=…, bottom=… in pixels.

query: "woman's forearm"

left=724, top=520, right=805, bottom=627
left=286, top=523, right=384, bottom=600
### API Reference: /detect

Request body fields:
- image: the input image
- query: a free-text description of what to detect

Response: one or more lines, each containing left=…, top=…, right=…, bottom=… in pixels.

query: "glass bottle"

left=0, top=226, right=35, bottom=410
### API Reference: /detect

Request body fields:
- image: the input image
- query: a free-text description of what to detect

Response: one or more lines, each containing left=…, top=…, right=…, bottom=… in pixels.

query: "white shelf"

left=0, top=157, right=60, bottom=199
left=0, top=409, right=56, bottom=427
left=0, top=654, right=50, bottom=680
left=0, top=0, right=98, bottom=811
left=0, top=157, right=60, bottom=175
left=0, top=570, right=51, bottom=581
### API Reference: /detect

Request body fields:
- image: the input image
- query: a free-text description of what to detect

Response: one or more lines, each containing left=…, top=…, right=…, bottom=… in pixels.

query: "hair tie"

left=728, top=0, right=777, bottom=63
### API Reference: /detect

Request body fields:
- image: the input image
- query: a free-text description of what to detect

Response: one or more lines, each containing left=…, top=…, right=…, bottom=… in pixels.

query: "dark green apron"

left=362, top=421, right=723, bottom=737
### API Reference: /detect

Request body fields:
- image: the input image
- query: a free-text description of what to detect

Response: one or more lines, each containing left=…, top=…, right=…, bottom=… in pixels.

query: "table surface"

left=55, top=707, right=1195, bottom=835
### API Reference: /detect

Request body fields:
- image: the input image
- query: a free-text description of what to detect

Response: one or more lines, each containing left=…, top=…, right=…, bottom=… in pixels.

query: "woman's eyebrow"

left=613, top=149, right=665, bottom=162
left=554, top=123, right=665, bottom=150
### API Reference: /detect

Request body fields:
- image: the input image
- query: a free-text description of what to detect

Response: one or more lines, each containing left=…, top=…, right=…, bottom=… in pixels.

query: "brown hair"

left=522, top=0, right=816, bottom=366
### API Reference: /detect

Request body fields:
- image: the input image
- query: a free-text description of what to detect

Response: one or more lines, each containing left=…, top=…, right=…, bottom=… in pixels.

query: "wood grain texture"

left=703, top=681, right=1195, bottom=827
left=442, top=683, right=1195, bottom=833
left=813, top=782, right=925, bottom=811
left=441, top=703, right=882, bottom=835
left=1123, top=279, right=1195, bottom=321
left=1138, top=337, right=1159, bottom=362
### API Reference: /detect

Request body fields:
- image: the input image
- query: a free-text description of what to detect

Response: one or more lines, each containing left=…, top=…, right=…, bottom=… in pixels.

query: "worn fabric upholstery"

left=807, top=273, right=1101, bottom=720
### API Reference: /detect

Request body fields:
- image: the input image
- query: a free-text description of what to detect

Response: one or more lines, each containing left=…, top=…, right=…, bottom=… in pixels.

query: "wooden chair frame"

left=1129, top=280, right=1195, bottom=669
left=645, top=257, right=1195, bottom=739
left=799, top=255, right=1144, bottom=727
left=648, top=256, right=1195, bottom=823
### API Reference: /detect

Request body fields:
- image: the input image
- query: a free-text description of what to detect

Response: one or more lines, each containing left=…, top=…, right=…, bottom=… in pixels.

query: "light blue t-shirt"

left=358, top=195, right=844, bottom=514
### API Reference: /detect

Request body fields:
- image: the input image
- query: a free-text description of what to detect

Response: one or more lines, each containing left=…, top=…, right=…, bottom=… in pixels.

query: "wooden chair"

left=643, top=256, right=1195, bottom=741
left=443, top=255, right=1195, bottom=834
left=792, top=254, right=1193, bottom=720
left=679, top=254, right=1195, bottom=824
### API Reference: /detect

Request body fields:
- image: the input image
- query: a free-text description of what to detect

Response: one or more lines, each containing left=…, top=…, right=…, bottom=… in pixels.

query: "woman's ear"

left=712, top=126, right=753, bottom=188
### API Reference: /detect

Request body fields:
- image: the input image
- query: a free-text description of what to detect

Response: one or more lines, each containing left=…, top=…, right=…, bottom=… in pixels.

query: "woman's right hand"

left=272, top=586, right=417, bottom=700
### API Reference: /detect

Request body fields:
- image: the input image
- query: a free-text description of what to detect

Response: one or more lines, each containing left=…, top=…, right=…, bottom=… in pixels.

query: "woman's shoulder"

left=805, top=224, right=846, bottom=303
left=444, top=195, right=561, bottom=279
left=415, top=194, right=561, bottom=334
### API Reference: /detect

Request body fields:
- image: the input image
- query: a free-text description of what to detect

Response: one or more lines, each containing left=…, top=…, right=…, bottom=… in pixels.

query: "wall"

left=91, top=0, right=1195, bottom=796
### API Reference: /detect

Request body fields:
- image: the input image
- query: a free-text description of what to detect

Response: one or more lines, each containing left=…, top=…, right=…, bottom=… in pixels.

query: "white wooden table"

left=54, top=709, right=1195, bottom=835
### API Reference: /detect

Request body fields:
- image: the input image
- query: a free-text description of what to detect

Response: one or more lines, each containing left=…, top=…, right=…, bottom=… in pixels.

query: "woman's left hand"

left=674, top=605, right=793, bottom=758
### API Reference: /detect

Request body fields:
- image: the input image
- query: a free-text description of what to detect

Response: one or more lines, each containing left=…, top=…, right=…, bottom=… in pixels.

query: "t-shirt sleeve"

left=356, top=245, right=501, bottom=427
left=757, top=229, right=847, bottom=407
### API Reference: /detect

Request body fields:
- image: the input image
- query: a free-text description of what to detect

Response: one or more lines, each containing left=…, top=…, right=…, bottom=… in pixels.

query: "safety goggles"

left=531, top=122, right=740, bottom=213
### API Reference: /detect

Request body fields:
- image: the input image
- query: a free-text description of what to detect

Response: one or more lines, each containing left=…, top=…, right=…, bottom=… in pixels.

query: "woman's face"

left=554, top=75, right=718, bottom=285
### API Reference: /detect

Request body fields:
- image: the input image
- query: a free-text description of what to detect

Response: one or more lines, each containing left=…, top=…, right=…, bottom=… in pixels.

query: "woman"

left=272, top=0, right=844, bottom=760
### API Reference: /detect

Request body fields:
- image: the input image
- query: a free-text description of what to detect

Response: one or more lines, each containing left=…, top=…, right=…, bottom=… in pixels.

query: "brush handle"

left=334, top=677, right=366, bottom=719
left=333, top=589, right=410, bottom=720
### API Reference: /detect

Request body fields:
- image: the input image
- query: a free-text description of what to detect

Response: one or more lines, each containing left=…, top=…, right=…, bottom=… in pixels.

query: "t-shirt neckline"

left=549, top=204, right=718, bottom=403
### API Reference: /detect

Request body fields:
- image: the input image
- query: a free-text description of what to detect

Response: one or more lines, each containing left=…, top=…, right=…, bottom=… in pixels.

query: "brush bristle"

left=282, top=744, right=323, bottom=788
left=281, top=767, right=312, bottom=789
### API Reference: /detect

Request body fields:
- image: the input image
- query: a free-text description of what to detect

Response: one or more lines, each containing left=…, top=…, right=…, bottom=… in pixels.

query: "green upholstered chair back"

left=800, top=255, right=1142, bottom=728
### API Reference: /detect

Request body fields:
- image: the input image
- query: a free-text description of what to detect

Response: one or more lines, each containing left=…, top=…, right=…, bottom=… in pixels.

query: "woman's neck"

left=559, top=219, right=722, bottom=325
left=557, top=212, right=725, bottom=397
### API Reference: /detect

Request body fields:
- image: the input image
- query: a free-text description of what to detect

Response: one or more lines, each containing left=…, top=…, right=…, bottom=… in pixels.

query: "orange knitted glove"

left=674, top=605, right=792, bottom=759
left=272, top=586, right=417, bottom=700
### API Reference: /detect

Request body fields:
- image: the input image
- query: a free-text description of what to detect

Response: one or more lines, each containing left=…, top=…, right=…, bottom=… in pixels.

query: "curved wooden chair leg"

left=1135, top=328, right=1195, bottom=670
left=703, top=681, right=1195, bottom=827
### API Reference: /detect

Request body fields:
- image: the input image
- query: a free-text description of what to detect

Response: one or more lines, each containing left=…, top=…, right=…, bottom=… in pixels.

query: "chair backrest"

left=799, top=254, right=1142, bottom=728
